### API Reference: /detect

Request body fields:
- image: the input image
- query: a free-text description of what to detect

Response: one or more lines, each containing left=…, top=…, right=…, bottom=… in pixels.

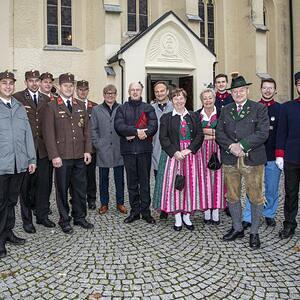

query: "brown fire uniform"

left=43, top=96, right=92, bottom=225
left=13, top=89, right=51, bottom=225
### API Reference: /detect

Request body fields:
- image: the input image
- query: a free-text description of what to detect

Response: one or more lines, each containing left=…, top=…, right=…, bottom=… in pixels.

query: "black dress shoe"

left=142, top=215, right=156, bottom=224
left=211, top=220, right=220, bottom=225
left=88, top=202, right=96, bottom=210
left=37, top=218, right=56, bottom=228
left=159, top=211, right=168, bottom=220
left=6, top=232, right=26, bottom=245
left=249, top=234, right=261, bottom=249
left=173, top=225, right=182, bottom=231
left=0, top=241, right=7, bottom=259
left=265, top=217, right=276, bottom=227
left=124, top=214, right=140, bottom=224
left=182, top=220, right=195, bottom=231
left=60, top=223, right=73, bottom=234
left=23, top=224, right=36, bottom=234
left=223, top=228, right=244, bottom=241
left=204, top=219, right=212, bottom=225
left=242, top=221, right=252, bottom=230
left=73, top=219, right=94, bottom=229
left=279, top=227, right=295, bottom=239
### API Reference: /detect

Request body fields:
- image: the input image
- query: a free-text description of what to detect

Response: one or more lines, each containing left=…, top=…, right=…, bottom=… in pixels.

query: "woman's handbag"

left=207, top=152, right=222, bottom=170
left=175, top=174, right=185, bottom=191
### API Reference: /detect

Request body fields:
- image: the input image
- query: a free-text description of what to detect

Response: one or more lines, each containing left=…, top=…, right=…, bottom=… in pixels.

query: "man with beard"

left=14, top=70, right=55, bottom=233
left=276, top=71, right=300, bottom=239
left=242, top=78, right=282, bottom=229
left=151, top=81, right=173, bottom=220
left=115, top=82, right=158, bottom=224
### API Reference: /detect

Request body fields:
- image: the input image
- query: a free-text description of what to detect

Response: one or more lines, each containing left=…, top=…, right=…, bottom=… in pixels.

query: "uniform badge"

left=78, top=117, right=84, bottom=127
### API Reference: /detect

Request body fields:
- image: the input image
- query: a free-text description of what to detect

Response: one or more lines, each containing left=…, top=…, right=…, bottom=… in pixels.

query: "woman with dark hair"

left=153, top=88, right=204, bottom=231
left=197, top=88, right=226, bottom=225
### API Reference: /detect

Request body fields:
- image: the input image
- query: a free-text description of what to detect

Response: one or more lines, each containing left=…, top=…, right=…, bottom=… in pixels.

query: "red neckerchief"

left=216, top=91, right=230, bottom=100
left=259, top=98, right=275, bottom=107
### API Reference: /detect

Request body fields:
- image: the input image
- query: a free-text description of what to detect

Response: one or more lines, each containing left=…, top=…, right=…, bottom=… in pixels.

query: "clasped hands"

left=174, top=149, right=192, bottom=161
left=229, top=143, right=245, bottom=157
left=126, top=129, right=148, bottom=141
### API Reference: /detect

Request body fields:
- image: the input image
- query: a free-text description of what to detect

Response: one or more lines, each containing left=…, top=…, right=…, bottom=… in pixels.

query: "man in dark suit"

left=76, top=80, right=97, bottom=210
left=214, top=73, right=233, bottom=114
left=115, top=82, right=158, bottom=224
left=43, top=73, right=93, bottom=234
left=216, top=75, right=269, bottom=249
left=14, top=70, right=55, bottom=233
left=276, top=71, right=300, bottom=239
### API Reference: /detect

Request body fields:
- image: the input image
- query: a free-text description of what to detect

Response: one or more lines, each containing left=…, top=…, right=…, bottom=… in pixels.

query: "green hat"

left=227, top=75, right=252, bottom=90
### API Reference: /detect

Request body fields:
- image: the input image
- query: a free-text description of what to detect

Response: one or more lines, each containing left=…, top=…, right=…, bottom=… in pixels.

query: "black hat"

left=76, top=80, right=89, bottom=89
left=59, top=73, right=75, bottom=84
left=40, top=72, right=54, bottom=81
left=294, top=72, right=300, bottom=85
left=0, top=70, right=16, bottom=81
left=25, top=70, right=40, bottom=80
left=227, top=75, right=252, bottom=90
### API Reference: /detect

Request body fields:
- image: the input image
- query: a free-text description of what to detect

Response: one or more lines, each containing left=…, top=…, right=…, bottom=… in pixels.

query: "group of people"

left=0, top=68, right=300, bottom=259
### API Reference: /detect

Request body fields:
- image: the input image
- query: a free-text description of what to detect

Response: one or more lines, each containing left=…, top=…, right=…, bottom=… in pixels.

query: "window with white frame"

left=47, top=0, right=72, bottom=46
left=198, top=0, right=215, bottom=52
left=127, top=0, right=148, bottom=32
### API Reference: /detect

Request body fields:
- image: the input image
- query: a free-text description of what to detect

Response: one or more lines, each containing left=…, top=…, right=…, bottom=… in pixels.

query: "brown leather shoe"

left=98, top=205, right=108, bottom=214
left=117, top=204, right=127, bottom=214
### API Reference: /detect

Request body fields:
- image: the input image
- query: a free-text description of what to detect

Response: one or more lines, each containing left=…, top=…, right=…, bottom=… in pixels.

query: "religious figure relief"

left=147, top=31, right=191, bottom=63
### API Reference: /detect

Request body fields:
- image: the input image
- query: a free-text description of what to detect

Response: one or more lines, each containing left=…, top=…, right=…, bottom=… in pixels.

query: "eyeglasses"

left=231, top=88, right=248, bottom=95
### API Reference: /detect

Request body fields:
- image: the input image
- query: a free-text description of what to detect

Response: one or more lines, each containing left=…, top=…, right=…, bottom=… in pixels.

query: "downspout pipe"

left=289, top=0, right=294, bottom=99
left=213, top=61, right=218, bottom=86
left=118, top=58, right=125, bottom=103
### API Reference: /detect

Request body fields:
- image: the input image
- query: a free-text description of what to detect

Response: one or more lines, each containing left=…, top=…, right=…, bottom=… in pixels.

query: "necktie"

left=237, top=104, right=242, bottom=114
left=33, top=94, right=38, bottom=106
left=6, top=102, right=11, bottom=109
left=67, top=99, right=72, bottom=113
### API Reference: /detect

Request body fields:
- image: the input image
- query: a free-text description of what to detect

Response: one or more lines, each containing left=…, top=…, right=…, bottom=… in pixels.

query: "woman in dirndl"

left=196, top=88, right=226, bottom=225
left=153, top=88, right=204, bottom=231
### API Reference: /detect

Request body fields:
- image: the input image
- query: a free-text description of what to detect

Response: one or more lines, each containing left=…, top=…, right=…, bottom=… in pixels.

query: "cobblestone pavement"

left=0, top=175, right=299, bottom=300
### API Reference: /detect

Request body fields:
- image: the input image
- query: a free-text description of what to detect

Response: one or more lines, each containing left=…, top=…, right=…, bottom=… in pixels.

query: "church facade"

left=0, top=0, right=299, bottom=107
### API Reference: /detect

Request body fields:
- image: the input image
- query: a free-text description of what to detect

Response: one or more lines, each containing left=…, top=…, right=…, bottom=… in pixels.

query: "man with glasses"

left=216, top=75, right=269, bottom=249
left=242, top=78, right=282, bottom=229
left=91, top=84, right=126, bottom=215
left=115, top=82, right=158, bottom=224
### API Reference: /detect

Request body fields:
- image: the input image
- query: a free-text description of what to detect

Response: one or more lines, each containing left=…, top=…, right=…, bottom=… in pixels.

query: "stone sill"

left=43, top=45, right=83, bottom=52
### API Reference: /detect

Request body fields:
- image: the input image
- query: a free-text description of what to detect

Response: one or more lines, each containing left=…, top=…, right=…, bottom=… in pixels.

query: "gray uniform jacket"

left=0, top=97, right=36, bottom=175
left=151, top=100, right=173, bottom=170
left=91, top=103, right=123, bottom=168
left=216, top=99, right=269, bottom=166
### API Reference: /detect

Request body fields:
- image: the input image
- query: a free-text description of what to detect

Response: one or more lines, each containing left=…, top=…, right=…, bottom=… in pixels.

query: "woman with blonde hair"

left=196, top=88, right=226, bottom=224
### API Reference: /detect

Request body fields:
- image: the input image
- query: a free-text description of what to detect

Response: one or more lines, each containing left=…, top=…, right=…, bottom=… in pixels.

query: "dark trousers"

left=283, top=162, right=300, bottom=229
left=99, top=165, right=124, bottom=205
left=55, top=159, right=87, bottom=225
left=20, top=157, right=50, bottom=224
left=123, top=153, right=152, bottom=217
left=0, top=173, right=25, bottom=240
left=86, top=153, right=97, bottom=205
